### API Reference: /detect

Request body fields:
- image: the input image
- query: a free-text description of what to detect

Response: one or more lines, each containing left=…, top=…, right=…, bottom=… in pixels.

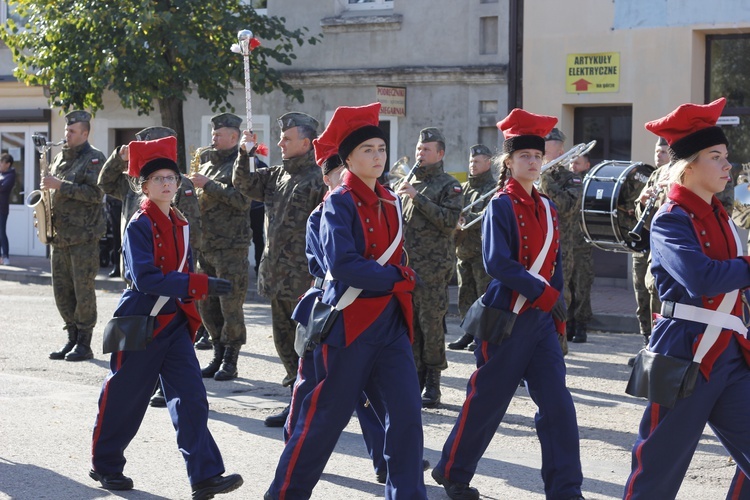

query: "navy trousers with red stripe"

left=267, top=300, right=426, bottom=499
left=624, top=339, right=750, bottom=499
left=91, top=311, right=224, bottom=486
left=285, top=345, right=386, bottom=474
left=435, top=309, right=582, bottom=499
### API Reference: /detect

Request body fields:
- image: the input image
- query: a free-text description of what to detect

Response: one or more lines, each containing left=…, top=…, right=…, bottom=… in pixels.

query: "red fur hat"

left=645, top=97, right=728, bottom=161
left=497, top=109, right=557, bottom=154
left=127, top=136, right=179, bottom=179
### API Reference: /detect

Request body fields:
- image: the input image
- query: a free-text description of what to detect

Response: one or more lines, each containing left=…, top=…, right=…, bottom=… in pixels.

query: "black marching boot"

left=194, top=325, right=212, bottom=350
left=566, top=318, right=576, bottom=341
left=265, top=386, right=292, bottom=427
left=422, top=369, right=442, bottom=408
left=447, top=333, right=473, bottom=351
left=65, top=330, right=94, bottom=361
left=49, top=325, right=78, bottom=360
left=571, top=323, right=588, bottom=343
left=201, top=343, right=225, bottom=378
left=214, top=345, right=240, bottom=381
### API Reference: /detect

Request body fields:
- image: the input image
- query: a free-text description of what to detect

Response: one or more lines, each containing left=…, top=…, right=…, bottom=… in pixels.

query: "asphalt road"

left=0, top=281, right=738, bottom=499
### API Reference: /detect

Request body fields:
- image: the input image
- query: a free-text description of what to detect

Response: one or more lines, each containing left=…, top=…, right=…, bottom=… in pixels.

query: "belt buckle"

left=662, top=300, right=676, bottom=318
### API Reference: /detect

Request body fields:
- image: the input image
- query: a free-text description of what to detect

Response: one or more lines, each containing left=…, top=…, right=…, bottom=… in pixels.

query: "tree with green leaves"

left=1, top=0, right=319, bottom=168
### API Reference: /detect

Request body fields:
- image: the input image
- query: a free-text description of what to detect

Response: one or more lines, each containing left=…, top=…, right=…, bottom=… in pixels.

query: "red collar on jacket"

left=341, top=169, right=395, bottom=206
left=141, top=200, right=188, bottom=273
left=503, top=177, right=542, bottom=206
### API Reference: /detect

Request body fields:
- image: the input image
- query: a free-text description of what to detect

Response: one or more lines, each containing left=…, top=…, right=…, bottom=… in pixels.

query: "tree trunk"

left=158, top=97, right=187, bottom=173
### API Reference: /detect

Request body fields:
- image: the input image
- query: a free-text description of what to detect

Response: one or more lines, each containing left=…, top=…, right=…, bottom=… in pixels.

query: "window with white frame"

left=347, top=0, right=394, bottom=10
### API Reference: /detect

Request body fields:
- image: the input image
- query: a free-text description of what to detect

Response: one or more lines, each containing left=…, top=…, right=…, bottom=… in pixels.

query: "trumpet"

left=540, top=140, right=596, bottom=175
left=460, top=188, right=498, bottom=215
left=25, top=135, right=66, bottom=244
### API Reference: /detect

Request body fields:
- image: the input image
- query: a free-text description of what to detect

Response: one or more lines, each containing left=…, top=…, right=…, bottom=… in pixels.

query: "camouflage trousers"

left=196, top=248, right=249, bottom=346
left=457, top=256, right=492, bottom=319
left=567, top=245, right=594, bottom=324
left=411, top=281, right=449, bottom=372
left=632, top=252, right=652, bottom=339
left=561, top=246, right=575, bottom=311
left=270, top=297, right=299, bottom=387
left=51, top=241, right=99, bottom=334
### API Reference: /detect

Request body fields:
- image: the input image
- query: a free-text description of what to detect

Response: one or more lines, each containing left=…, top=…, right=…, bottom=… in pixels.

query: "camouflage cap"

left=135, top=126, right=176, bottom=141
left=545, top=127, right=566, bottom=142
left=656, top=136, right=668, bottom=147
left=210, top=113, right=243, bottom=130
left=277, top=112, right=319, bottom=132
left=470, top=144, right=492, bottom=157
left=419, top=127, right=444, bottom=144
left=65, top=110, right=91, bottom=125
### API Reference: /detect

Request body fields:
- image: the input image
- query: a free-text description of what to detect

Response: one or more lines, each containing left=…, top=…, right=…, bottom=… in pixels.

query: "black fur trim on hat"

left=338, top=125, right=388, bottom=163
left=322, top=154, right=343, bottom=175
left=668, top=126, right=728, bottom=162
left=140, top=158, right=180, bottom=180
left=502, top=135, right=545, bottom=155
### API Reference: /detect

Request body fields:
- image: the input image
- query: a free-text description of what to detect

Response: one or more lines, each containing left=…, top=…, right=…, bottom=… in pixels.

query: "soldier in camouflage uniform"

left=566, top=153, right=594, bottom=343
left=448, top=144, right=496, bottom=351
left=189, top=113, right=252, bottom=382
left=233, top=112, right=325, bottom=427
left=46, top=111, right=107, bottom=362
left=394, top=127, right=463, bottom=408
left=538, top=128, right=580, bottom=353
left=629, top=137, right=670, bottom=361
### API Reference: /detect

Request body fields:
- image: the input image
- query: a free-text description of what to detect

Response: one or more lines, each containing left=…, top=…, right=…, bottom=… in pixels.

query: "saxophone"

left=25, top=135, right=66, bottom=244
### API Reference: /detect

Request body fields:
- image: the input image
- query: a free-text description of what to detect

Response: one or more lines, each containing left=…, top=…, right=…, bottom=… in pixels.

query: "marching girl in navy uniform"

left=264, top=102, right=426, bottom=499
left=624, top=98, right=750, bottom=499
left=432, top=109, right=584, bottom=500
left=280, top=133, right=387, bottom=481
left=88, top=136, right=243, bottom=500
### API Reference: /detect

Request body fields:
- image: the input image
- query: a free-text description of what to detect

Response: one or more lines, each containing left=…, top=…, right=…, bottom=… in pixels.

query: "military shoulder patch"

left=91, top=158, right=100, bottom=164
left=572, top=177, right=582, bottom=184
left=184, top=189, right=194, bottom=196
left=453, top=186, right=462, bottom=193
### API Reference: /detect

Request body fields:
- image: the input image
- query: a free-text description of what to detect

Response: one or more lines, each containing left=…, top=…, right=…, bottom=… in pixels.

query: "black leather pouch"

left=102, top=315, right=156, bottom=354
left=461, top=297, right=518, bottom=345
left=625, top=349, right=700, bottom=408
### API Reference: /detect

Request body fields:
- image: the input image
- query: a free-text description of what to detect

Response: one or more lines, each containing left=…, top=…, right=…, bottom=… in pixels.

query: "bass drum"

left=581, top=160, right=654, bottom=253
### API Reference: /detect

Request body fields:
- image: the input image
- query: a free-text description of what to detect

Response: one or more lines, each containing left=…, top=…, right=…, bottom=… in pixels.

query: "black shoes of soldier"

left=431, top=467, right=479, bottom=500
left=194, top=326, right=212, bottom=350
left=571, top=324, right=587, bottom=344
left=65, top=343, right=94, bottom=361
left=214, top=346, right=239, bottom=381
left=422, top=369, right=442, bottom=408
left=191, top=473, right=243, bottom=500
left=376, top=459, right=430, bottom=483
left=89, top=469, right=134, bottom=491
left=448, top=333, right=473, bottom=351
left=264, top=404, right=290, bottom=427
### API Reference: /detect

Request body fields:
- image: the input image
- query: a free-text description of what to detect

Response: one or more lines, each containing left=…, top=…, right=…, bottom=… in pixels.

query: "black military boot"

left=194, top=325, right=212, bottom=350
left=432, top=467, right=479, bottom=500
left=447, top=333, right=473, bottom=351
left=422, top=369, right=442, bottom=408
left=566, top=318, right=576, bottom=341
left=65, top=330, right=94, bottom=361
left=201, top=343, right=225, bottom=378
left=571, top=323, right=587, bottom=343
left=49, top=325, right=78, bottom=360
left=214, top=345, right=240, bottom=381
left=265, top=387, right=292, bottom=427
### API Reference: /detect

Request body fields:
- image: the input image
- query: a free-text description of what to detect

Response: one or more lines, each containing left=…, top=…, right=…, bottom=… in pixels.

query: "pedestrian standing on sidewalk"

left=264, top=102, right=426, bottom=500
left=432, top=108, right=584, bottom=500
left=89, top=136, right=242, bottom=500
left=0, top=152, right=16, bottom=265
left=624, top=97, right=750, bottom=499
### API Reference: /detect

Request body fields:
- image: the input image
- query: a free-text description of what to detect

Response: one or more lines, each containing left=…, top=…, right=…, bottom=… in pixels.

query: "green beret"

left=545, top=127, right=566, bottom=142
left=419, top=127, right=445, bottom=144
left=277, top=112, right=319, bottom=132
left=65, top=110, right=91, bottom=125
left=470, top=144, right=492, bottom=157
left=211, top=113, right=243, bottom=130
left=135, top=126, right=176, bottom=141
